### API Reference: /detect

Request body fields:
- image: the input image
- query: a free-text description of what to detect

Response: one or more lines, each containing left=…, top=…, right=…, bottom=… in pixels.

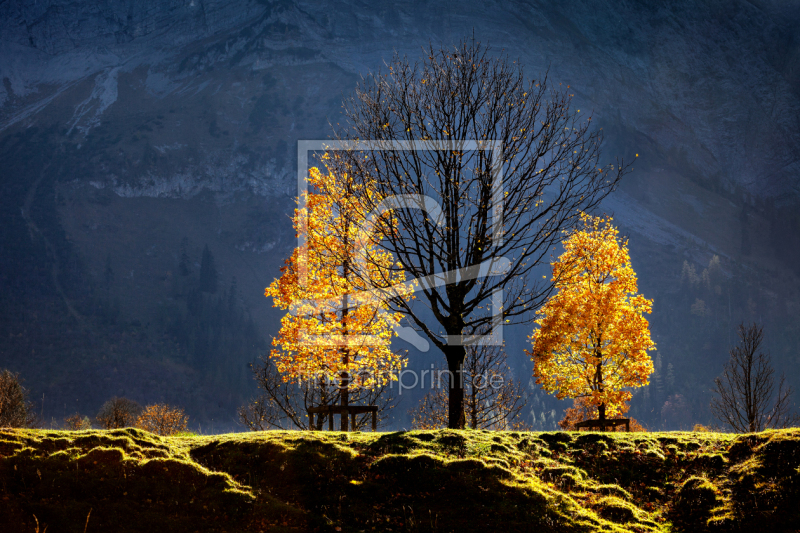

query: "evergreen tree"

left=178, top=237, right=191, bottom=277
left=199, top=244, right=218, bottom=294
left=104, top=253, right=114, bottom=289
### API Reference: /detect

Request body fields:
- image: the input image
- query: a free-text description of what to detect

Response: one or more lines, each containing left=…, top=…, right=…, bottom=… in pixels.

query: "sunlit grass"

left=1, top=427, right=798, bottom=532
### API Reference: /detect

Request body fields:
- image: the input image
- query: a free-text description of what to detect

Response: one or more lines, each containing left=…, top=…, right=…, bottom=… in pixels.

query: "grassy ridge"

left=1, top=428, right=798, bottom=532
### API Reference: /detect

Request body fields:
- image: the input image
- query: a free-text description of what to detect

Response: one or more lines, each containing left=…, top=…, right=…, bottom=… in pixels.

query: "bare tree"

left=327, top=38, right=627, bottom=427
left=96, top=397, right=143, bottom=429
left=710, top=323, right=798, bottom=432
left=238, top=354, right=397, bottom=431
left=408, top=342, right=527, bottom=430
left=0, top=369, right=38, bottom=428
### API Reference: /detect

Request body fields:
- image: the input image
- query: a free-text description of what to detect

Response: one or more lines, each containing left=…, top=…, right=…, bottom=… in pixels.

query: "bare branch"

left=710, top=322, right=799, bottom=432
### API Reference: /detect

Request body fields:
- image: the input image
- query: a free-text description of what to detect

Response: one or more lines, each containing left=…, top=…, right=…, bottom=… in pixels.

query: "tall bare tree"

left=238, top=354, right=397, bottom=431
left=710, top=323, right=798, bottom=432
left=327, top=38, right=627, bottom=428
left=408, top=342, right=527, bottom=430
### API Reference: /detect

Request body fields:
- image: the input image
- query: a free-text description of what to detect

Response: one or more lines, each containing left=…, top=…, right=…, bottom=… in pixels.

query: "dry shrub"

left=559, top=396, right=646, bottom=432
left=0, top=369, right=37, bottom=428
left=96, top=397, right=142, bottom=429
left=408, top=341, right=527, bottom=430
left=64, top=413, right=92, bottom=430
left=136, top=404, right=188, bottom=436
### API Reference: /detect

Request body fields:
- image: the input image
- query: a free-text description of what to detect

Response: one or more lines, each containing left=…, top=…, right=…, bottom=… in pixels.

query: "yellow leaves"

left=265, top=167, right=410, bottom=389
left=528, top=213, right=655, bottom=408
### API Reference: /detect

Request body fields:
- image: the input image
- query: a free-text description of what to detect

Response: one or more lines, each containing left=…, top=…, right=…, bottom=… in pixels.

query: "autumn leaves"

left=529, top=213, right=655, bottom=422
left=266, top=162, right=655, bottom=427
left=265, top=166, right=409, bottom=392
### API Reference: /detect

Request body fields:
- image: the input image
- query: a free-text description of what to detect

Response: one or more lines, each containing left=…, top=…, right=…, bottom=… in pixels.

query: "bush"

left=96, top=397, right=143, bottom=429
left=136, top=404, right=189, bottom=436
left=0, top=369, right=37, bottom=428
left=64, top=413, right=92, bottom=430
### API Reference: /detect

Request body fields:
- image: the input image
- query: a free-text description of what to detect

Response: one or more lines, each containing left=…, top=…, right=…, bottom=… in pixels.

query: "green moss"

left=1, top=428, right=800, bottom=532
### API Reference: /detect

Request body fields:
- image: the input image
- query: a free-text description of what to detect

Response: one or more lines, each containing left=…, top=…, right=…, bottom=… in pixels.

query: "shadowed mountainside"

left=0, top=0, right=799, bottom=429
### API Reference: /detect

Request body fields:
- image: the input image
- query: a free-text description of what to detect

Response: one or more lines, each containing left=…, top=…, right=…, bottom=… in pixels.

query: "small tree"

left=0, top=370, right=37, bottom=428
left=96, top=397, right=143, bottom=429
left=199, top=244, right=218, bottom=294
left=64, top=413, right=92, bottom=430
left=238, top=354, right=397, bottom=431
left=136, top=404, right=188, bottom=436
left=265, top=166, right=409, bottom=431
left=710, top=323, right=798, bottom=432
left=529, top=214, right=655, bottom=424
left=409, top=342, right=527, bottom=430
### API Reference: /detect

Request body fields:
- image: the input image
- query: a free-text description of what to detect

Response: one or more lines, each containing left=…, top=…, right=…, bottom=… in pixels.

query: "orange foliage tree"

left=136, top=404, right=188, bottom=436
left=265, top=166, right=410, bottom=430
left=528, top=213, right=655, bottom=424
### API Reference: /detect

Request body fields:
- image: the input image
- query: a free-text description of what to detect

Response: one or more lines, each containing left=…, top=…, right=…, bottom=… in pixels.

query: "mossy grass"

left=1, top=427, right=798, bottom=532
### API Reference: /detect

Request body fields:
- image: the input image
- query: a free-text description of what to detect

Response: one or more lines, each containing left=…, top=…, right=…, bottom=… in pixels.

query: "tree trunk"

left=470, top=374, right=478, bottom=430
left=340, top=376, right=349, bottom=432
left=598, top=402, right=606, bottom=431
left=445, top=344, right=467, bottom=429
left=341, top=228, right=350, bottom=432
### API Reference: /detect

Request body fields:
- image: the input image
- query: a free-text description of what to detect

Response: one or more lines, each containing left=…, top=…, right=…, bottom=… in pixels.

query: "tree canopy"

left=265, top=167, right=410, bottom=429
left=529, top=214, right=654, bottom=421
left=325, top=38, right=628, bottom=428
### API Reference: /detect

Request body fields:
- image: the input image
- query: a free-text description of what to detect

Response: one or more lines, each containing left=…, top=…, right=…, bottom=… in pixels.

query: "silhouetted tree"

left=104, top=253, right=114, bottom=289
left=710, top=323, right=798, bottom=432
left=179, top=237, right=191, bottom=277
left=96, top=397, right=143, bottom=429
left=328, top=38, right=627, bottom=428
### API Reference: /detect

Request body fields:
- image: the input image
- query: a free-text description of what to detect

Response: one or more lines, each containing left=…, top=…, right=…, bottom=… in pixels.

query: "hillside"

left=1, top=428, right=799, bottom=532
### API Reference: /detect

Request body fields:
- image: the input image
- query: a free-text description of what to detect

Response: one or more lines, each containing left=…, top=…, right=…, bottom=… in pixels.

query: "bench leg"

left=308, top=413, right=314, bottom=430
left=372, top=411, right=377, bottom=432
left=350, top=413, right=356, bottom=432
left=328, top=411, right=334, bottom=431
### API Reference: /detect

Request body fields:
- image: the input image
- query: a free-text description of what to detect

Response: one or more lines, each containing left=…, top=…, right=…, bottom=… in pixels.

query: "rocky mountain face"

left=1, top=0, right=799, bottom=430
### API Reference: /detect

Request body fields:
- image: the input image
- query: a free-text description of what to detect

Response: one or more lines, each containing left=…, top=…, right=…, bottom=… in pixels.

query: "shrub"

left=96, top=397, right=143, bottom=429
left=64, top=413, right=92, bottom=430
left=0, top=369, right=37, bottom=428
left=136, top=404, right=189, bottom=436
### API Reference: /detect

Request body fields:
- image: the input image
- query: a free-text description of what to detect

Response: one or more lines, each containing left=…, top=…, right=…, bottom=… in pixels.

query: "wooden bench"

left=307, top=405, right=379, bottom=432
left=575, top=418, right=630, bottom=432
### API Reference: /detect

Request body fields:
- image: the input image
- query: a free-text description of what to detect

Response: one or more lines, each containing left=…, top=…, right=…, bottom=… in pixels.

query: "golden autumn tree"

left=265, top=166, right=410, bottom=430
left=528, top=213, right=655, bottom=425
